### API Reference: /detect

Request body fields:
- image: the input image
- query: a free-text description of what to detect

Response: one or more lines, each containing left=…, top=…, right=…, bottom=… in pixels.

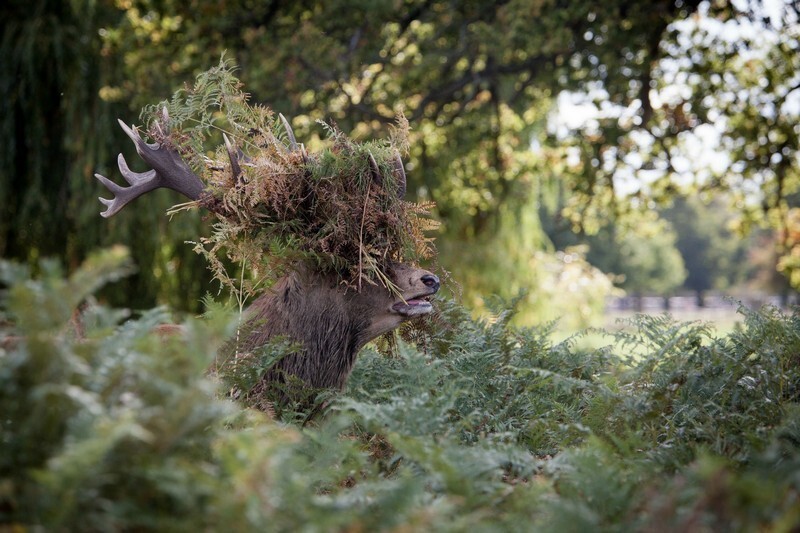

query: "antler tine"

left=94, top=118, right=207, bottom=217
left=223, top=133, right=243, bottom=185
left=368, top=151, right=407, bottom=199
left=278, top=113, right=298, bottom=150
left=95, top=154, right=161, bottom=217
left=367, top=151, right=383, bottom=188
left=118, top=118, right=159, bottom=154
left=392, top=151, right=407, bottom=199
left=153, top=106, right=170, bottom=138
left=278, top=113, right=310, bottom=163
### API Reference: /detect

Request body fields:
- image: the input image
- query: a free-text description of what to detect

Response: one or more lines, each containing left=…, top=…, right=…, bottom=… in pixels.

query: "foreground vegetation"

left=2, top=251, right=799, bottom=531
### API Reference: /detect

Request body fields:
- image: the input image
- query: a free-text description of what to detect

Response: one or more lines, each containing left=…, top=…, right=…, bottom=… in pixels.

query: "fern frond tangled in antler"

left=141, top=59, right=438, bottom=295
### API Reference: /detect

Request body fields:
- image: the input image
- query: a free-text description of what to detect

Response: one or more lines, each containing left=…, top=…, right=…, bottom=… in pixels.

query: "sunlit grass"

left=557, top=306, right=748, bottom=351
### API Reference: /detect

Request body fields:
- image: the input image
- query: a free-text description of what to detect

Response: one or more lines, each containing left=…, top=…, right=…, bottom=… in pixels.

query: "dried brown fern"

left=146, top=60, right=438, bottom=303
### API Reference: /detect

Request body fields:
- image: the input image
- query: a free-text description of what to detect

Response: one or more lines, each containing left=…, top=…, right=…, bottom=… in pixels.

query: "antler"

left=391, top=151, right=407, bottom=199
left=368, top=150, right=407, bottom=199
left=94, top=111, right=206, bottom=218
left=95, top=110, right=402, bottom=217
left=278, top=113, right=309, bottom=164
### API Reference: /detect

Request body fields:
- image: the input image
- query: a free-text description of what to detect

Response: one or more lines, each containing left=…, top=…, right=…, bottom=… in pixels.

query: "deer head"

left=95, top=110, right=440, bottom=397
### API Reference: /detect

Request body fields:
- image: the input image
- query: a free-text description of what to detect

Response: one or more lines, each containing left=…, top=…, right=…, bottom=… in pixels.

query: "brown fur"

left=94, top=112, right=440, bottom=407
left=224, top=263, right=439, bottom=402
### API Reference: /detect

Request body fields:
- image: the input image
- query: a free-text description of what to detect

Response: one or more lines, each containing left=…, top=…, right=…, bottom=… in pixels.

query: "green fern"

left=3, top=254, right=800, bottom=530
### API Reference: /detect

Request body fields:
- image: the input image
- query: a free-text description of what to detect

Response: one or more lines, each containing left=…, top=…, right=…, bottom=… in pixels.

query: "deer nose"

left=421, top=274, right=440, bottom=292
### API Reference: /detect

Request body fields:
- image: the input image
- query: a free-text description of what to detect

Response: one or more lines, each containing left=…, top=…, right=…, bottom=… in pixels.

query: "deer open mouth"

left=392, top=294, right=434, bottom=317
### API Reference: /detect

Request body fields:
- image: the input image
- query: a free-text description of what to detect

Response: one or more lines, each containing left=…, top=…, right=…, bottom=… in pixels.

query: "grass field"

left=604, top=307, right=745, bottom=334
left=559, top=304, right=750, bottom=350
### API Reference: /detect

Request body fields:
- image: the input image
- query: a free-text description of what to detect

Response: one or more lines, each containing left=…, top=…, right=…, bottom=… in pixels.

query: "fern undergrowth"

left=2, top=252, right=799, bottom=531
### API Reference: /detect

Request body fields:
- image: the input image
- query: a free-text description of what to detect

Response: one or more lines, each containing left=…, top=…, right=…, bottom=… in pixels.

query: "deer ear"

left=368, top=151, right=407, bottom=199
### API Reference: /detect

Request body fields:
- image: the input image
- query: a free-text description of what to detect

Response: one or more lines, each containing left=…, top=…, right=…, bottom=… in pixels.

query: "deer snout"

left=421, top=274, right=440, bottom=293
left=386, top=267, right=441, bottom=318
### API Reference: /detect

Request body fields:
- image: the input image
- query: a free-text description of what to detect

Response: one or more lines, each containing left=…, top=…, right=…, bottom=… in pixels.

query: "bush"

left=1, top=251, right=799, bottom=530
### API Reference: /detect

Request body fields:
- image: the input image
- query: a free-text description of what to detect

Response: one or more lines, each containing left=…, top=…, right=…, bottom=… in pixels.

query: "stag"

left=95, top=114, right=440, bottom=403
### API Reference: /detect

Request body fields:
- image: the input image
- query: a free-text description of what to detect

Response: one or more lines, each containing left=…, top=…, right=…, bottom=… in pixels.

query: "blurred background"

left=2, top=0, right=798, bottom=335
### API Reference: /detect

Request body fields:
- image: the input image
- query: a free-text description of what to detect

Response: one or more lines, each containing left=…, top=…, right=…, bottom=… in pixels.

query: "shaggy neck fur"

left=237, top=270, right=392, bottom=393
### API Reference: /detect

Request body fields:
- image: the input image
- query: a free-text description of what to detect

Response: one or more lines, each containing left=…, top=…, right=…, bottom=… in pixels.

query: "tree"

left=0, top=0, right=115, bottom=262
left=661, top=196, right=751, bottom=304
left=584, top=215, right=686, bottom=303
left=4, top=0, right=797, bottom=312
left=552, top=1, right=800, bottom=261
left=0, top=0, right=211, bottom=311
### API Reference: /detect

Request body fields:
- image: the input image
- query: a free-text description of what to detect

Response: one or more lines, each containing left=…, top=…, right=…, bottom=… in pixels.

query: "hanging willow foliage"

left=140, top=60, right=439, bottom=300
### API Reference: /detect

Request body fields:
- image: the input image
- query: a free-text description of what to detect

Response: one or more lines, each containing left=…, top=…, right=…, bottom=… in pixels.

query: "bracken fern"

left=3, top=254, right=799, bottom=530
